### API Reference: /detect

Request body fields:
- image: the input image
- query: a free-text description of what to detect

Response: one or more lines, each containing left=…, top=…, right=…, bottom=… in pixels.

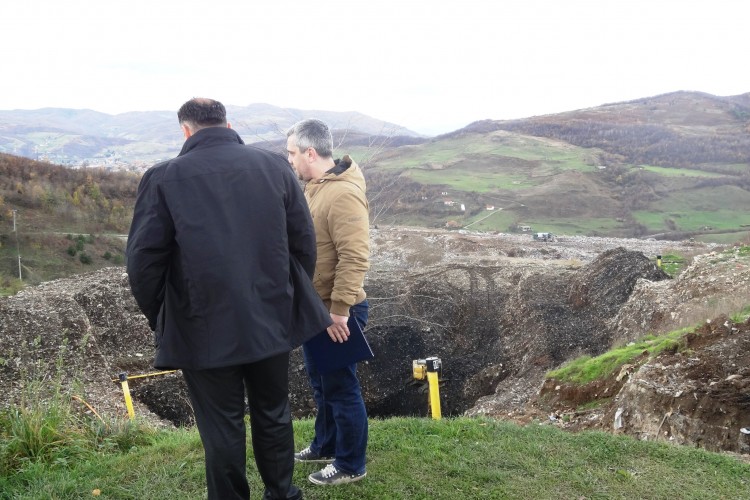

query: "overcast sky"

left=1, top=0, right=747, bottom=135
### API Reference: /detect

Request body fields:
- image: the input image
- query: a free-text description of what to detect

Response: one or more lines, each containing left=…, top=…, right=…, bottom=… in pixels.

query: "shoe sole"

left=308, top=471, right=366, bottom=486
left=294, top=457, right=334, bottom=463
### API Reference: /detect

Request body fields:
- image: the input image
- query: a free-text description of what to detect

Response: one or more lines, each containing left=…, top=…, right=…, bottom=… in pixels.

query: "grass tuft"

left=546, top=328, right=691, bottom=385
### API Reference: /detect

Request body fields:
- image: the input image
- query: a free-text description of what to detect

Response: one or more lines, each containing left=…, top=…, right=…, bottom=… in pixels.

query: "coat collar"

left=178, top=127, right=245, bottom=156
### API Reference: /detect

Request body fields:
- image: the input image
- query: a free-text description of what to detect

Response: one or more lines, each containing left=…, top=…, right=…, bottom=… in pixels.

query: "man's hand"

left=326, top=313, right=350, bottom=343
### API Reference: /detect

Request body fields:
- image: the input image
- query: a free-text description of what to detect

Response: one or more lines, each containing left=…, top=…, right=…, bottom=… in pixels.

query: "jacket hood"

left=318, top=155, right=366, bottom=193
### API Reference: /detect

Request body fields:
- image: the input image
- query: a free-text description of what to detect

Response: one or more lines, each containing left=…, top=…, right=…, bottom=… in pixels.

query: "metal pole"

left=12, top=210, right=21, bottom=280
left=118, top=372, right=136, bottom=420
left=426, top=357, right=442, bottom=420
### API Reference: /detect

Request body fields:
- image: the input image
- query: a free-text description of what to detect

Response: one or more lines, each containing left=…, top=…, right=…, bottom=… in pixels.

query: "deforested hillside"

left=459, top=91, right=750, bottom=168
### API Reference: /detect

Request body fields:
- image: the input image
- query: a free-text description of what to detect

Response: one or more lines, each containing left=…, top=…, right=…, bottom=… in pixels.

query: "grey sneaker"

left=308, top=464, right=366, bottom=485
left=294, top=446, right=333, bottom=463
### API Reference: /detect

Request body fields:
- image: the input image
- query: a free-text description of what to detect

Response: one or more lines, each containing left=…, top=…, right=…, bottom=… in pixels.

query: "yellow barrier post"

left=412, top=357, right=442, bottom=419
left=118, top=372, right=135, bottom=420
left=112, top=370, right=177, bottom=420
left=656, top=254, right=662, bottom=268
left=425, top=357, right=442, bottom=419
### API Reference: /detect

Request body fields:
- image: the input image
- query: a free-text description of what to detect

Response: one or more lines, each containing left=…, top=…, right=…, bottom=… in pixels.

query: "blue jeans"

left=302, top=300, right=369, bottom=475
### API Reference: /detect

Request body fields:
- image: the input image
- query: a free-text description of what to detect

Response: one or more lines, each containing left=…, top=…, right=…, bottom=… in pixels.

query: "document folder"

left=305, top=316, right=374, bottom=374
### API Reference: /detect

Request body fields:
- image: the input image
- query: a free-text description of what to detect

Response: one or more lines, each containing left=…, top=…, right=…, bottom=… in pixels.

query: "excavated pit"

left=121, top=246, right=672, bottom=425
left=6, top=229, right=750, bottom=455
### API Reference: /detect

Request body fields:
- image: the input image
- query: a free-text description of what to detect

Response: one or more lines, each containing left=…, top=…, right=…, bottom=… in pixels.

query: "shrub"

left=79, top=253, right=92, bottom=265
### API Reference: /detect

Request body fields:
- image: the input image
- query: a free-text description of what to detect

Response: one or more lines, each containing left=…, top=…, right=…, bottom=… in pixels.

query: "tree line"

left=0, top=153, right=139, bottom=233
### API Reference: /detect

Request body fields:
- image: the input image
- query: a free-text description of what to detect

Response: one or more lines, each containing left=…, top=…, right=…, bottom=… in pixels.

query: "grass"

left=3, top=416, right=749, bottom=499
left=546, top=328, right=692, bottom=385
left=657, top=253, right=686, bottom=277
left=4, top=303, right=750, bottom=498
left=373, top=132, right=600, bottom=174
left=0, top=232, right=126, bottom=293
left=406, top=169, right=534, bottom=192
left=633, top=186, right=750, bottom=234
left=730, top=304, right=750, bottom=323
left=639, top=165, right=729, bottom=178
left=547, top=291, right=750, bottom=387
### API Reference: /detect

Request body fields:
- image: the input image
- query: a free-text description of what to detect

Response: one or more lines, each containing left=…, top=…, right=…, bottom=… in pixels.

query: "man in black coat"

left=126, top=98, right=330, bottom=500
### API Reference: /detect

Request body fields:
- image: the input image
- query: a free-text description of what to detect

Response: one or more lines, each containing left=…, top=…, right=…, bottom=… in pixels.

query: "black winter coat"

left=126, top=127, right=331, bottom=370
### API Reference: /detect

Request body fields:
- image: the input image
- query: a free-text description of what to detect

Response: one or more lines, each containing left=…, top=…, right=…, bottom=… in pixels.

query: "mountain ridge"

left=0, top=103, right=422, bottom=165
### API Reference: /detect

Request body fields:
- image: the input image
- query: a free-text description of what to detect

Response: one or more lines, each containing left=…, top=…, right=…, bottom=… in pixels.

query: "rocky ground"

left=1, top=227, right=749, bottom=456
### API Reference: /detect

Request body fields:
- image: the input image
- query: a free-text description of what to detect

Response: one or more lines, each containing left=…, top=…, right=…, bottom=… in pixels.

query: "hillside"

left=1, top=90, right=749, bottom=291
left=363, top=91, right=750, bottom=241
left=457, top=91, right=750, bottom=168
left=0, top=154, right=137, bottom=292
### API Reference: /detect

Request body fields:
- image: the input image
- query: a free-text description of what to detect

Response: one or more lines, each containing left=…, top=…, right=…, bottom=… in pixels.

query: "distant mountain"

left=454, top=91, right=750, bottom=168
left=0, top=103, right=422, bottom=166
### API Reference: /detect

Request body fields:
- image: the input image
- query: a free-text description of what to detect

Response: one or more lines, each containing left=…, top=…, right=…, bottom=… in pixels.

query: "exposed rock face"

left=3, top=227, right=747, bottom=456
left=611, top=318, right=750, bottom=454
left=533, top=316, right=750, bottom=455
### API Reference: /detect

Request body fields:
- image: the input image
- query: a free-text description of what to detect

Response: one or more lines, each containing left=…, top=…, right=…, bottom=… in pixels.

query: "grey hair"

left=286, top=119, right=333, bottom=158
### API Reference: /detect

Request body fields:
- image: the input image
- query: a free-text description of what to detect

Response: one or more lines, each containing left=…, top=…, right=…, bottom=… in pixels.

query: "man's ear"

left=227, top=122, right=232, bottom=129
left=181, top=124, right=192, bottom=139
left=306, top=147, right=317, bottom=162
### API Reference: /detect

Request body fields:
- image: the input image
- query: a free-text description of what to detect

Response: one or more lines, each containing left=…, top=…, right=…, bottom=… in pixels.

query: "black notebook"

left=305, top=316, right=374, bottom=373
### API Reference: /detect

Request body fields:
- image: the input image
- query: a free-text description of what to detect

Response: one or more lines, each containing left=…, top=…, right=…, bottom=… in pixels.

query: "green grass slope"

left=2, top=417, right=748, bottom=499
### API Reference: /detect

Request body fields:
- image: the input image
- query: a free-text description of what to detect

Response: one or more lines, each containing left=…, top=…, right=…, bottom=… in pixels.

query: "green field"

left=406, top=169, right=534, bottom=192
left=639, top=165, right=729, bottom=178
left=633, top=186, right=750, bottom=233
left=373, top=132, right=600, bottom=174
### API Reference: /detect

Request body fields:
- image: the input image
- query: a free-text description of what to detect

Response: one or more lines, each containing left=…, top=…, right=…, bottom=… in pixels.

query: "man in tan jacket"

left=286, top=119, right=370, bottom=486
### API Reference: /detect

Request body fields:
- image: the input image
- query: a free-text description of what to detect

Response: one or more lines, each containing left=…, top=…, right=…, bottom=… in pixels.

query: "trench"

left=129, top=326, right=489, bottom=427
left=130, top=366, right=482, bottom=428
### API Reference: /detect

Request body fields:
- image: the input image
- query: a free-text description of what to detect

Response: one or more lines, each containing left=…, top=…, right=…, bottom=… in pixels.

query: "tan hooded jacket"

left=304, top=155, right=369, bottom=316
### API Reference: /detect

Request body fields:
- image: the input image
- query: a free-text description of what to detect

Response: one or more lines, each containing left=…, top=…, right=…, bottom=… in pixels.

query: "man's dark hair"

left=287, top=119, right=333, bottom=158
left=177, top=98, right=227, bottom=129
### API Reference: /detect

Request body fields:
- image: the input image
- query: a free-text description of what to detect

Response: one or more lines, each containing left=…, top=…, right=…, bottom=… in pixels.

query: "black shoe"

left=308, top=464, right=366, bottom=485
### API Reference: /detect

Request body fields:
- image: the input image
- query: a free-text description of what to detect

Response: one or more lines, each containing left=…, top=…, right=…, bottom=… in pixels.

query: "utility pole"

left=12, top=209, right=21, bottom=280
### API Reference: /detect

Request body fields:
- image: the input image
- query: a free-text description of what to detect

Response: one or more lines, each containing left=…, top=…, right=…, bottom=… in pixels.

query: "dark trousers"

left=182, top=352, right=302, bottom=500
left=302, top=300, right=369, bottom=475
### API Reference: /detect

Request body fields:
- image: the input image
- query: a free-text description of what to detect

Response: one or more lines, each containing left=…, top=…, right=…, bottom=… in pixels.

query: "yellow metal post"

left=413, top=357, right=442, bottom=420
left=656, top=255, right=662, bottom=268
left=425, top=357, right=442, bottom=419
left=118, top=372, right=135, bottom=420
left=426, top=371, right=441, bottom=419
